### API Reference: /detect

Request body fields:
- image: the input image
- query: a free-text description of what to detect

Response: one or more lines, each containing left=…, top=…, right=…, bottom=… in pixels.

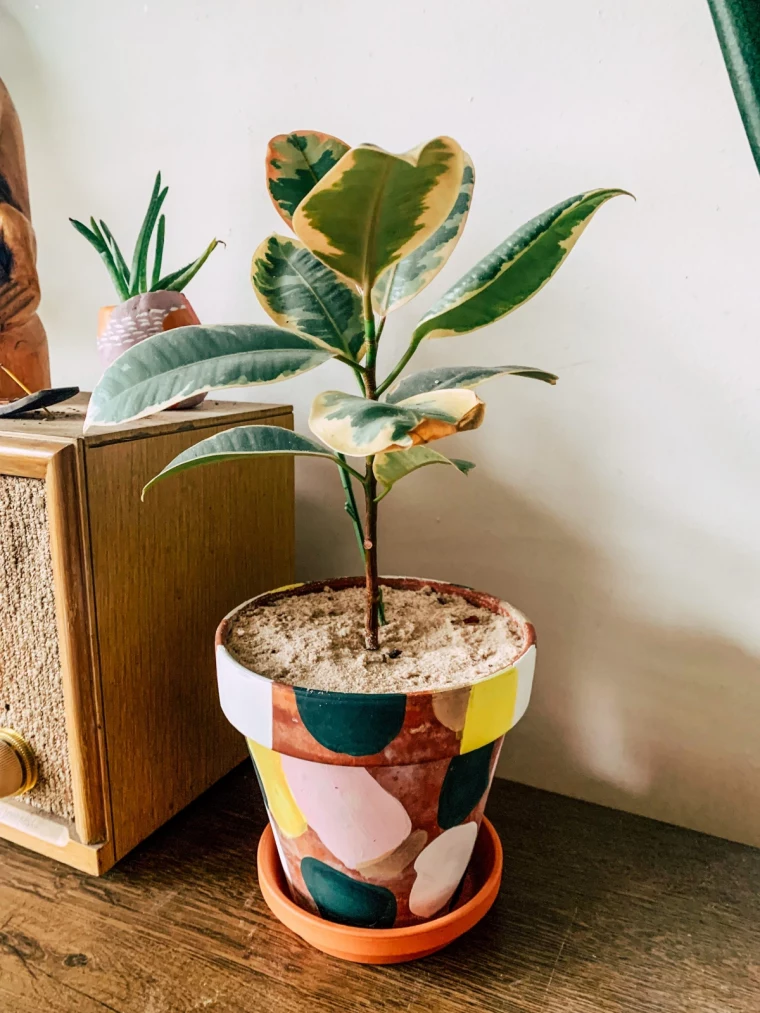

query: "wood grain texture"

left=0, top=393, right=292, bottom=444
left=0, top=769, right=758, bottom=1013
left=0, top=434, right=69, bottom=477
left=0, top=820, right=107, bottom=875
left=46, top=442, right=109, bottom=847
left=0, top=398, right=295, bottom=872
left=84, top=411, right=295, bottom=860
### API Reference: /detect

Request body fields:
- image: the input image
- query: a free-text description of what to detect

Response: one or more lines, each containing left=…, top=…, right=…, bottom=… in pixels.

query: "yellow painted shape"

left=460, top=666, right=519, bottom=754
left=247, top=740, right=307, bottom=838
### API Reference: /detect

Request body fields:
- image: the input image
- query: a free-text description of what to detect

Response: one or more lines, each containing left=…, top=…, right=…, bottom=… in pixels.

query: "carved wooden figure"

left=0, top=78, right=50, bottom=400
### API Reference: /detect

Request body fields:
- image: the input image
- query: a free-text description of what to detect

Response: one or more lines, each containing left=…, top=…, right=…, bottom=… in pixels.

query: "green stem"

left=337, top=455, right=366, bottom=562
left=376, top=335, right=421, bottom=398
left=361, top=292, right=383, bottom=649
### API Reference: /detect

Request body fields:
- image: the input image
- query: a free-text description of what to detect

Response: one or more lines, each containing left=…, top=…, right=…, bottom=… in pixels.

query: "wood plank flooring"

left=1, top=764, right=758, bottom=1012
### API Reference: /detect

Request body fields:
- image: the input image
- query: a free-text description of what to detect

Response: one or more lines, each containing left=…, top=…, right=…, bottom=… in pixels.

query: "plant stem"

left=376, top=335, right=421, bottom=397
left=337, top=454, right=366, bottom=560
left=361, top=289, right=381, bottom=650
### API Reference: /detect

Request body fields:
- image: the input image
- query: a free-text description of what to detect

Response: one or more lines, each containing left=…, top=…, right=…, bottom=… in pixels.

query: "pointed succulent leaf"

left=293, top=137, right=465, bottom=290
left=152, top=214, right=165, bottom=288
left=130, top=174, right=168, bottom=295
left=386, top=364, right=558, bottom=404
left=143, top=424, right=341, bottom=496
left=412, top=188, right=632, bottom=342
left=309, top=387, right=484, bottom=457
left=85, top=324, right=334, bottom=429
left=252, top=233, right=365, bottom=360
left=266, top=131, right=350, bottom=227
left=372, top=154, right=475, bottom=315
left=154, top=238, right=222, bottom=292
left=99, top=220, right=131, bottom=290
left=374, top=445, right=475, bottom=499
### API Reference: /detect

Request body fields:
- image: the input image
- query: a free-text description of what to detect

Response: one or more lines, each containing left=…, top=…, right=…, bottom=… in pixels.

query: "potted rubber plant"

left=71, top=172, right=221, bottom=407
left=85, top=132, right=629, bottom=949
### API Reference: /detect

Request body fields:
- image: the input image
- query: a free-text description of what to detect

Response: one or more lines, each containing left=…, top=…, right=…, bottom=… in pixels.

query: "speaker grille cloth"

left=0, top=475, right=74, bottom=820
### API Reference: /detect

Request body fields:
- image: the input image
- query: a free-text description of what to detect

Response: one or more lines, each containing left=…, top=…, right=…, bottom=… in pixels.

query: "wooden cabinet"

left=0, top=395, right=294, bottom=873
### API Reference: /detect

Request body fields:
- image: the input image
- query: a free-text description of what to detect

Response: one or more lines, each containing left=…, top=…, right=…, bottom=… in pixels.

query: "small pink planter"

left=97, top=291, right=205, bottom=409
left=215, top=576, right=536, bottom=930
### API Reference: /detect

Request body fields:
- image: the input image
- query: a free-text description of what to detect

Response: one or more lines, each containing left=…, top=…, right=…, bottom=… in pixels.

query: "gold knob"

left=0, top=729, right=38, bottom=797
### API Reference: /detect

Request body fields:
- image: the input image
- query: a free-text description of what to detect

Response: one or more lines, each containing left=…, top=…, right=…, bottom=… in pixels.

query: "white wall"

left=4, top=0, right=760, bottom=845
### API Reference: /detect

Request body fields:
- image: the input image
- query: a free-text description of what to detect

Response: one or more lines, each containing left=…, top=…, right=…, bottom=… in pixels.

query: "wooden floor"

left=1, top=765, right=758, bottom=1013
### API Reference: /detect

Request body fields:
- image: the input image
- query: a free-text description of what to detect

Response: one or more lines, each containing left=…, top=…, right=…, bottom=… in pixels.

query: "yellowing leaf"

left=293, top=137, right=465, bottom=290
left=372, top=154, right=475, bottom=315
left=309, top=387, right=484, bottom=457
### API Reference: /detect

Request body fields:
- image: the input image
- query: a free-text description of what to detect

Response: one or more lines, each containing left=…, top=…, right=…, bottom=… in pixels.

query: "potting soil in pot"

left=225, top=584, right=526, bottom=693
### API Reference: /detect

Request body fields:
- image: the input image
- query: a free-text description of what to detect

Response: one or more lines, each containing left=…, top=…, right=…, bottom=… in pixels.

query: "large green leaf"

left=143, top=425, right=341, bottom=496
left=372, top=154, right=475, bottom=315
left=374, top=446, right=474, bottom=500
left=85, top=324, right=333, bottom=429
left=293, top=137, right=465, bottom=290
left=385, top=364, right=558, bottom=404
left=309, top=387, right=484, bottom=457
left=252, top=233, right=365, bottom=360
left=412, top=188, right=631, bottom=342
left=708, top=0, right=760, bottom=174
left=266, top=131, right=350, bottom=227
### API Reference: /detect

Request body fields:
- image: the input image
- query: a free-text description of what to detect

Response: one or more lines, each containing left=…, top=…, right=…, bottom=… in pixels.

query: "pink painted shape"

left=280, top=754, right=412, bottom=870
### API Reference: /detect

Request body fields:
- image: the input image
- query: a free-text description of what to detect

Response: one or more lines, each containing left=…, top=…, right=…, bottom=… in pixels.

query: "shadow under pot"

left=215, top=575, right=537, bottom=930
left=97, top=290, right=205, bottom=409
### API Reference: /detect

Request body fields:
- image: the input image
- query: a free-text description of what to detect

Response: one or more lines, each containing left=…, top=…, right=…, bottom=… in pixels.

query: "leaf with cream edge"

left=373, top=446, right=475, bottom=501
left=293, top=137, right=465, bottom=290
left=372, top=154, right=475, bottom=315
left=412, top=188, right=632, bottom=343
left=309, top=388, right=485, bottom=457
left=252, top=233, right=365, bottom=361
left=84, top=324, right=334, bottom=430
left=142, top=425, right=355, bottom=498
left=385, top=364, right=558, bottom=404
left=266, top=131, right=349, bottom=227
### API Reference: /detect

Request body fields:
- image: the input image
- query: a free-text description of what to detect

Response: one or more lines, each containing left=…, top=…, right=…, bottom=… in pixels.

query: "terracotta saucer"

left=257, top=816, right=503, bottom=964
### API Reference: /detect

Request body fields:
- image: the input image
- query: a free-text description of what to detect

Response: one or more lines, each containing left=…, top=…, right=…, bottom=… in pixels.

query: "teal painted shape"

left=438, top=741, right=494, bottom=830
left=301, top=858, right=397, bottom=928
left=294, top=687, right=406, bottom=757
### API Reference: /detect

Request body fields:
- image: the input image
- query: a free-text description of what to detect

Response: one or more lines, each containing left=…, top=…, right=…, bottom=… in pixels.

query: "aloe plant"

left=70, top=172, right=221, bottom=302
left=85, top=132, right=630, bottom=650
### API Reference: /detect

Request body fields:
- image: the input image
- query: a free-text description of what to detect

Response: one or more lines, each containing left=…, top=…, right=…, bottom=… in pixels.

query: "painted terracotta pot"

left=215, top=576, right=536, bottom=930
left=97, top=291, right=205, bottom=409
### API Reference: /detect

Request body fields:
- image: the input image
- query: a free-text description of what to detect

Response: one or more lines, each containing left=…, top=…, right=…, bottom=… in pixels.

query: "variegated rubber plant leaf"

left=266, top=131, right=350, bottom=227
left=252, top=233, right=365, bottom=361
left=309, top=387, right=484, bottom=456
left=412, top=188, right=631, bottom=342
left=293, top=137, right=465, bottom=290
left=708, top=0, right=760, bottom=174
left=85, top=324, right=334, bottom=429
left=385, top=364, right=558, bottom=403
left=143, top=425, right=352, bottom=496
left=373, top=446, right=475, bottom=501
left=372, top=154, right=475, bottom=315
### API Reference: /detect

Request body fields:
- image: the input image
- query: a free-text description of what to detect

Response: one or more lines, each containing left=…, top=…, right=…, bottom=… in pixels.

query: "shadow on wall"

left=298, top=422, right=760, bottom=849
